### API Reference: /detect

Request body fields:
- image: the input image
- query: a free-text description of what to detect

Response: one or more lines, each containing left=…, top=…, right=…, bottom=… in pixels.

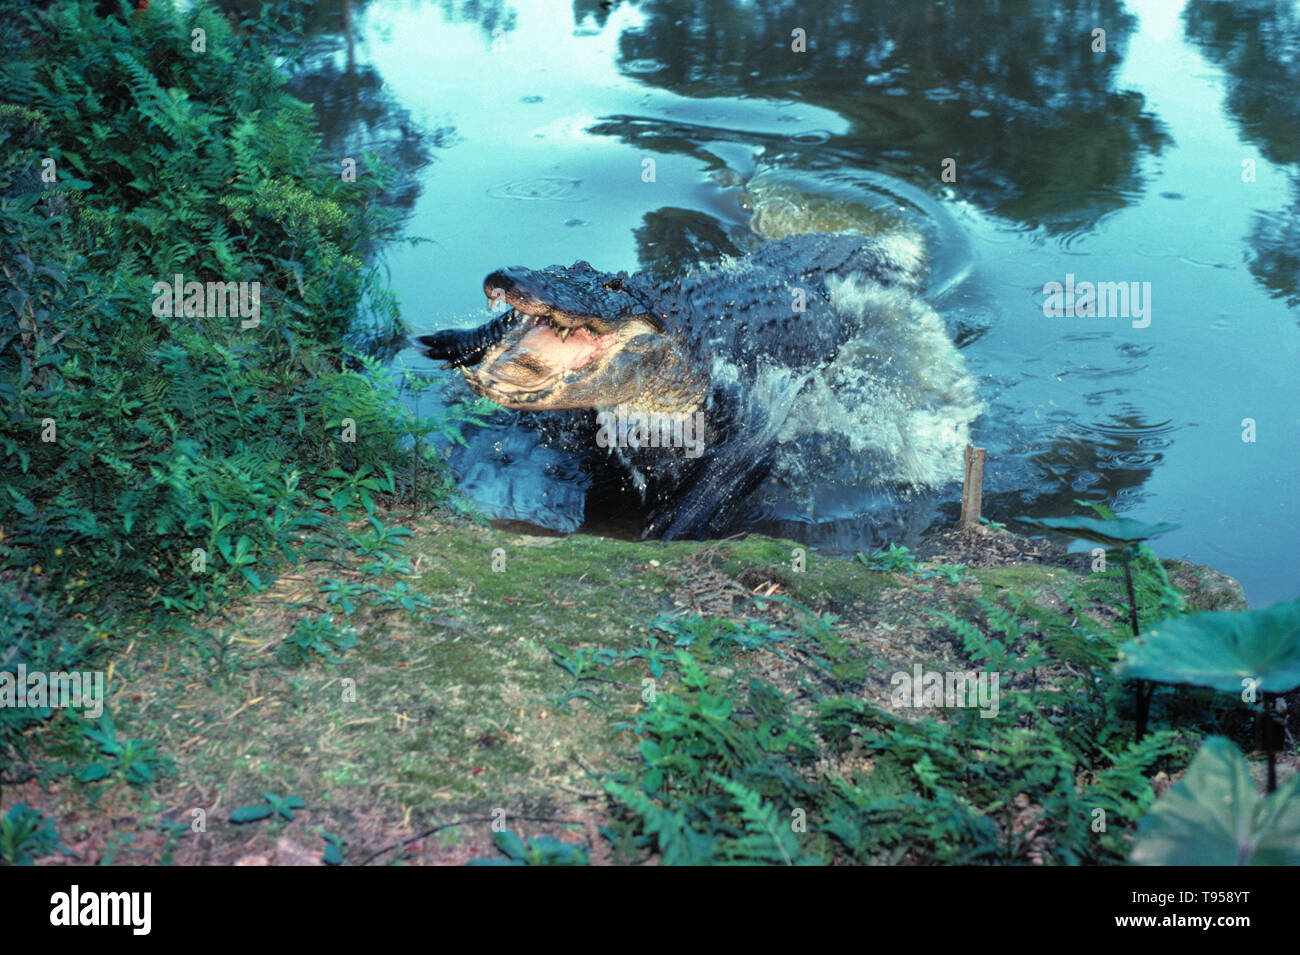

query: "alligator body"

left=417, top=230, right=974, bottom=540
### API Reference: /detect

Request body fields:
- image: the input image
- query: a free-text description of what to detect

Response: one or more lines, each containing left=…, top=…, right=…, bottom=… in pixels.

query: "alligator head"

left=417, top=261, right=708, bottom=414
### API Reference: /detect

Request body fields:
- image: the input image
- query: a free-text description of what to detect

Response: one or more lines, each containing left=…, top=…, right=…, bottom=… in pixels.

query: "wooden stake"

left=960, top=444, right=985, bottom=529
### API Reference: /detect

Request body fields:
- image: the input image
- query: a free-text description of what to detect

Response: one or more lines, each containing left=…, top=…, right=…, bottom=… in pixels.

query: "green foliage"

left=1130, top=736, right=1300, bottom=865
left=1017, top=514, right=1180, bottom=548
left=0, top=2, right=457, bottom=619
left=321, top=830, right=345, bottom=865
left=1117, top=598, right=1300, bottom=695
left=585, top=578, right=1202, bottom=864
left=278, top=615, right=359, bottom=665
left=602, top=652, right=823, bottom=865
left=0, top=803, right=71, bottom=865
left=645, top=612, right=802, bottom=657
left=229, top=792, right=305, bottom=823
left=469, top=830, right=590, bottom=866
left=816, top=697, right=1186, bottom=864
left=0, top=578, right=99, bottom=771
left=855, top=543, right=918, bottom=574
left=318, top=572, right=433, bottom=618
left=78, top=713, right=172, bottom=787
left=0, top=1, right=485, bottom=777
left=917, top=563, right=969, bottom=584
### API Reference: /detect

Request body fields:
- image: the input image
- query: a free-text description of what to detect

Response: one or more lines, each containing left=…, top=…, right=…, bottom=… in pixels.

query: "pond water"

left=280, top=0, right=1298, bottom=605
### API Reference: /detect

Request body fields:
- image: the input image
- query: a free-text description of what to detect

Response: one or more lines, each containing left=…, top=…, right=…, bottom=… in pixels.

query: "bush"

left=0, top=0, right=446, bottom=643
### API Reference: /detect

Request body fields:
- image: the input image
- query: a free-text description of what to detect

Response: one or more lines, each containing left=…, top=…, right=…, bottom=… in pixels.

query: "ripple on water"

left=1116, top=341, right=1153, bottom=359
left=623, top=58, right=666, bottom=75
left=485, top=177, right=584, bottom=201
left=1078, top=415, right=1176, bottom=470
left=789, top=130, right=833, bottom=145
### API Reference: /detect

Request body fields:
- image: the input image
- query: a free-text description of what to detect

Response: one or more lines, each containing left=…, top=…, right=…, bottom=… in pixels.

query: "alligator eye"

left=603, top=279, right=625, bottom=292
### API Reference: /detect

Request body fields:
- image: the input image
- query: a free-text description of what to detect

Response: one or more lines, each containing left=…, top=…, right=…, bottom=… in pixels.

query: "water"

left=276, top=0, right=1299, bottom=606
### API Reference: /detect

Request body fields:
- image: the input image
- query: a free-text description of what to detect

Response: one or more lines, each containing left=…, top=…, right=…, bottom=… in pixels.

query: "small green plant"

left=79, top=713, right=171, bottom=787
left=546, top=643, right=623, bottom=707
left=157, top=818, right=188, bottom=866
left=645, top=613, right=800, bottom=658
left=468, top=830, right=589, bottom=866
left=319, top=577, right=365, bottom=615
left=917, top=562, right=969, bottom=584
left=99, top=831, right=136, bottom=866
left=0, top=803, right=71, bottom=865
left=366, top=580, right=434, bottom=612
left=278, top=615, right=358, bottom=665
left=229, top=792, right=305, bottom=823
left=321, top=830, right=345, bottom=865
left=855, top=543, right=918, bottom=574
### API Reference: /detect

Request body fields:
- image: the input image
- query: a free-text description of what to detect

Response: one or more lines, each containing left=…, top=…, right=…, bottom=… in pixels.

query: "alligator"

left=416, top=230, right=976, bottom=540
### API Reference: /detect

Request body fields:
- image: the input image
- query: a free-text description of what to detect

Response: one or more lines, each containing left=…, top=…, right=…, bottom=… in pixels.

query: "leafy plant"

left=320, top=577, right=365, bottom=616
left=1130, top=736, right=1300, bottom=865
left=468, top=830, right=589, bottom=866
left=79, top=713, right=172, bottom=787
left=1020, top=504, right=1182, bottom=739
left=229, top=793, right=305, bottom=823
left=917, top=562, right=969, bottom=585
left=0, top=1, right=473, bottom=641
left=278, top=615, right=358, bottom=665
left=1118, top=598, right=1300, bottom=791
left=855, top=543, right=918, bottom=574
left=0, top=803, right=71, bottom=865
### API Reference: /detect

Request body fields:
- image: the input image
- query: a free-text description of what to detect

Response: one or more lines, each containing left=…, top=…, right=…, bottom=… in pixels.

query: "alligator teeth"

left=557, top=327, right=572, bottom=342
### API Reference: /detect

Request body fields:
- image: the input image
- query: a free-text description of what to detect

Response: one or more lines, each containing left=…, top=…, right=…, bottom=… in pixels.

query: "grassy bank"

left=6, top=508, right=1289, bottom=865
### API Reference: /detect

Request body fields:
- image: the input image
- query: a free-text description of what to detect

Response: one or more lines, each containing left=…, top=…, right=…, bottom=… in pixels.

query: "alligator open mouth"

left=417, top=264, right=674, bottom=411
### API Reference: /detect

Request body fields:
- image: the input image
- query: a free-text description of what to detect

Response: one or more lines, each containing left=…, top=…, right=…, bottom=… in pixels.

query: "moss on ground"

left=6, top=512, right=1259, bottom=865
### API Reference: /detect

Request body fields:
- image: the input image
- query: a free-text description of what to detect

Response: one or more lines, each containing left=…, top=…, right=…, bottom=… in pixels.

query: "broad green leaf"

left=228, top=805, right=273, bottom=823
left=1116, top=599, right=1300, bottom=694
left=492, top=830, right=527, bottom=861
left=1017, top=515, right=1180, bottom=548
left=1131, top=737, right=1300, bottom=865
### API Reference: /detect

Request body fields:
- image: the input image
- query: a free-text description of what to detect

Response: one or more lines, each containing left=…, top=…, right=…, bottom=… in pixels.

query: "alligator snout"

left=483, top=268, right=554, bottom=319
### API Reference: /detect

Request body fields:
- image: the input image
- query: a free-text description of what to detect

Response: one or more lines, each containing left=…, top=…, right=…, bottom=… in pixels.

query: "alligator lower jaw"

left=471, top=320, right=618, bottom=398
left=460, top=312, right=677, bottom=411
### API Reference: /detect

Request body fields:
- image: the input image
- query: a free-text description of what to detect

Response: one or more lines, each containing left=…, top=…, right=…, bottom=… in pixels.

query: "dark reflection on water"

left=1184, top=0, right=1300, bottom=310
left=260, top=0, right=1298, bottom=604
left=614, top=0, right=1171, bottom=236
